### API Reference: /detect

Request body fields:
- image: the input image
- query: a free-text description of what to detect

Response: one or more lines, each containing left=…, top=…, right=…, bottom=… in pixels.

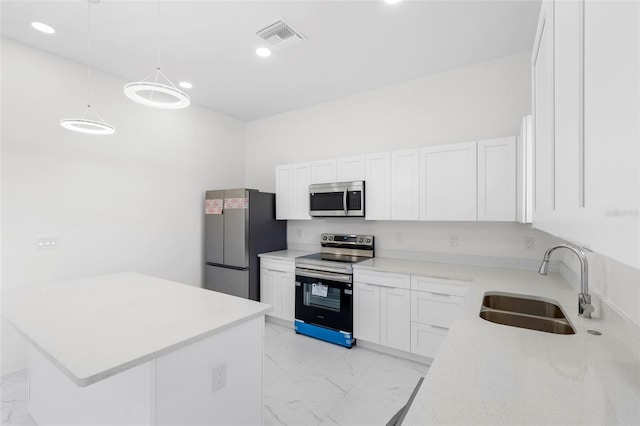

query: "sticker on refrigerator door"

left=224, top=198, right=248, bottom=209
left=205, top=199, right=223, bottom=215
left=311, top=283, right=328, bottom=297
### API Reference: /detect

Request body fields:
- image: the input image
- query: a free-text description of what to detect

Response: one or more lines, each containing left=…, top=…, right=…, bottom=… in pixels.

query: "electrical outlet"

left=212, top=361, right=226, bottom=393
left=449, top=234, right=459, bottom=247
left=36, top=237, right=58, bottom=249
left=524, top=237, right=535, bottom=251
left=395, top=232, right=402, bottom=244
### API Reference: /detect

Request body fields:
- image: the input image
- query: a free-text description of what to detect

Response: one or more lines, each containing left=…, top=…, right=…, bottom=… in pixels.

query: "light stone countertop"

left=1, top=272, right=272, bottom=387
left=354, top=258, right=640, bottom=425
left=258, top=249, right=314, bottom=260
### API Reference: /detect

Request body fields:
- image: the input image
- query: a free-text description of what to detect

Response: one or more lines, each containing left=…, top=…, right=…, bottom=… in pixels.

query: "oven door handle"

left=296, top=268, right=353, bottom=283
left=343, top=189, right=348, bottom=216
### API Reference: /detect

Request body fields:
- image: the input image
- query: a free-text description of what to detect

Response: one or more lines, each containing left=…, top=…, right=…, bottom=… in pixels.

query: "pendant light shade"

left=61, top=105, right=115, bottom=135
left=61, top=0, right=114, bottom=135
left=124, top=68, right=190, bottom=109
left=125, top=1, right=190, bottom=110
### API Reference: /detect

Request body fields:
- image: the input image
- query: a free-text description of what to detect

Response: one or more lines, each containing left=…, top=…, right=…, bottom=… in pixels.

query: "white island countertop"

left=354, top=258, right=640, bottom=425
left=2, top=272, right=272, bottom=387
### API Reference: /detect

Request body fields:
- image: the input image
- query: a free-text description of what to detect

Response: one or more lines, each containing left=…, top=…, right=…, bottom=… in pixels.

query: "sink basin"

left=479, top=291, right=576, bottom=335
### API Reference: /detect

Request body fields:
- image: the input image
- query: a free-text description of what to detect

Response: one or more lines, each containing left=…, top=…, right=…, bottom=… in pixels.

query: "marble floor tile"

left=0, top=322, right=429, bottom=426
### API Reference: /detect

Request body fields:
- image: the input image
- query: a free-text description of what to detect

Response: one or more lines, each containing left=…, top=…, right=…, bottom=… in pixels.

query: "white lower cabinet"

left=260, top=258, right=295, bottom=322
left=354, top=270, right=411, bottom=351
left=354, top=269, right=467, bottom=359
left=410, top=323, right=448, bottom=359
left=409, top=275, right=467, bottom=358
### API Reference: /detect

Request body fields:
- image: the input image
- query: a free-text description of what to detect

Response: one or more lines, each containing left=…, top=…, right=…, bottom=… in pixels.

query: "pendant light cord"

left=87, top=0, right=92, bottom=108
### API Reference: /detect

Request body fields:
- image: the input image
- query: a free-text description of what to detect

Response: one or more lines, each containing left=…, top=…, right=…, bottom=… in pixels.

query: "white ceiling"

left=1, top=0, right=541, bottom=121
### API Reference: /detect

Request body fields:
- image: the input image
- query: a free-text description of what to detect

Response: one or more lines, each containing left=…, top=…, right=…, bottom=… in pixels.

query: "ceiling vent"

left=256, top=20, right=306, bottom=50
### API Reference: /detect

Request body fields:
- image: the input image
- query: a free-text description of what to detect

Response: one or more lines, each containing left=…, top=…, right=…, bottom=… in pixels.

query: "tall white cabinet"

left=531, top=0, right=639, bottom=269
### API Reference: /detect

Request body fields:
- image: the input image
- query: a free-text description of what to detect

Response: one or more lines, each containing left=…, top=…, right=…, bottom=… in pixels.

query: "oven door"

left=295, top=269, right=353, bottom=333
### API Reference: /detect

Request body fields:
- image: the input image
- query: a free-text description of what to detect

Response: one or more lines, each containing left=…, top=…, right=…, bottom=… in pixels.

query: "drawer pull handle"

left=430, top=324, right=449, bottom=331
left=430, top=292, right=451, bottom=297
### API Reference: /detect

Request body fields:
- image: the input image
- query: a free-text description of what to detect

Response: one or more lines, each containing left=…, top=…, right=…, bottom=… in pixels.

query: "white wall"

left=0, top=39, right=246, bottom=374
left=245, top=52, right=532, bottom=192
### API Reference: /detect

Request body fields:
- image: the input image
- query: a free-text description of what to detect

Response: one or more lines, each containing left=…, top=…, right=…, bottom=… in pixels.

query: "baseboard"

left=355, top=340, right=431, bottom=366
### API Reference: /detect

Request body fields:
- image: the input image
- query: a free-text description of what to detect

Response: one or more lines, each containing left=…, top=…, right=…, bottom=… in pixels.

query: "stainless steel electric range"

left=294, top=233, right=374, bottom=348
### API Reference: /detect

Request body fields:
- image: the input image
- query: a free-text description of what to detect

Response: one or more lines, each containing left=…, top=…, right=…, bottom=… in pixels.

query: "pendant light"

left=60, top=0, right=115, bottom=135
left=124, top=0, right=190, bottom=109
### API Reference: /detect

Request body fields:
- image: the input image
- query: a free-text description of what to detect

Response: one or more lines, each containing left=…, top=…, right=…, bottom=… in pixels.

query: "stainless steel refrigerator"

left=204, top=188, right=286, bottom=301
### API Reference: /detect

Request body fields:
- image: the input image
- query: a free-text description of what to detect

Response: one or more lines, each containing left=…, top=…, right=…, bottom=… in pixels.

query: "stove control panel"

left=320, top=233, right=374, bottom=248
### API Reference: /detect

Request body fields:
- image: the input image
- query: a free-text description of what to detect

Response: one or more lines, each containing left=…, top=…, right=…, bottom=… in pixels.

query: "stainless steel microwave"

left=309, top=181, right=365, bottom=217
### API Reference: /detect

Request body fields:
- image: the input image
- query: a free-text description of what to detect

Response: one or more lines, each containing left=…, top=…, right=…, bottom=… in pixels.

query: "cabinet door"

left=311, top=159, right=337, bottom=184
left=517, top=116, right=534, bottom=223
left=380, top=287, right=410, bottom=352
left=411, top=322, right=448, bottom=359
left=419, top=141, right=477, bottom=221
left=279, top=272, right=296, bottom=322
left=391, top=149, right=420, bottom=220
left=337, top=155, right=365, bottom=182
left=353, top=282, right=381, bottom=344
left=411, top=290, right=464, bottom=328
left=532, top=0, right=556, bottom=229
left=275, top=165, right=293, bottom=220
left=260, top=268, right=280, bottom=318
left=291, top=163, right=311, bottom=220
left=365, top=152, right=391, bottom=220
left=478, top=137, right=516, bottom=221
left=582, top=0, right=639, bottom=269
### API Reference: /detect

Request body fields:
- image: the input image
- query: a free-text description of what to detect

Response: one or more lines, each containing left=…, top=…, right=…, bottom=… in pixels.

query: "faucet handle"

left=579, top=293, right=594, bottom=318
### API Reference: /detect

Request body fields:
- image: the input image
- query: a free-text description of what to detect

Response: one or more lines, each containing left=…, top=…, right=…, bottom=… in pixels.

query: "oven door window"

left=304, top=283, right=341, bottom=311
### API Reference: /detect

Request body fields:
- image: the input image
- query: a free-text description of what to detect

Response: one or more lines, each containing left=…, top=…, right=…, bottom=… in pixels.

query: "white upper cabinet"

left=365, top=152, right=392, bottom=220
left=336, top=155, right=366, bottom=182
left=532, top=0, right=556, bottom=230
left=419, top=141, right=477, bottom=221
left=275, top=163, right=311, bottom=220
left=311, top=159, right=337, bottom=184
left=275, top=165, right=292, bottom=220
left=530, top=0, right=639, bottom=268
left=517, top=115, right=534, bottom=223
left=391, top=149, right=420, bottom=220
left=478, top=137, right=516, bottom=221
left=581, top=0, right=639, bottom=268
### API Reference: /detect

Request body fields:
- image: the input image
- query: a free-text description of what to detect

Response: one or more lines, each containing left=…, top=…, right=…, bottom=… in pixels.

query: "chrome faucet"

left=538, top=243, right=594, bottom=318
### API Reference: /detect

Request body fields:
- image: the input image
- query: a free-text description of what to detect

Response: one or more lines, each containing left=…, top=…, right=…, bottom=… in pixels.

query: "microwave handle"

left=343, top=189, right=348, bottom=215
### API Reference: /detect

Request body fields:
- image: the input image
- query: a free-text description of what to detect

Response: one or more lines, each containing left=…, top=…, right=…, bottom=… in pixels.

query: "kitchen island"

left=1, top=272, right=272, bottom=426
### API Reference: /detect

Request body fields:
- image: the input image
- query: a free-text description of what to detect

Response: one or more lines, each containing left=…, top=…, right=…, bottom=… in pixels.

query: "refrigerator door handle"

left=205, top=262, right=248, bottom=271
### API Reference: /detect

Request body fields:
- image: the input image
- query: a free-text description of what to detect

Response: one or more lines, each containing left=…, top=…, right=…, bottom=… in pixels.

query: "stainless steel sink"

left=479, top=291, right=576, bottom=335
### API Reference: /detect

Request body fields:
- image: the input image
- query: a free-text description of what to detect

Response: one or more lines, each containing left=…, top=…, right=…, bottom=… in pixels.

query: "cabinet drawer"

left=411, top=322, right=448, bottom=359
left=411, top=291, right=464, bottom=327
left=260, top=258, right=294, bottom=273
left=410, top=275, right=468, bottom=296
left=354, top=269, right=410, bottom=289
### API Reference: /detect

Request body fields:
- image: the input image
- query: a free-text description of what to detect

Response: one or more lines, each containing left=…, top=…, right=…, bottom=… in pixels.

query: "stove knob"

left=358, top=237, right=364, bottom=243
left=329, top=236, right=334, bottom=241
left=322, top=235, right=327, bottom=241
left=365, top=237, right=371, bottom=244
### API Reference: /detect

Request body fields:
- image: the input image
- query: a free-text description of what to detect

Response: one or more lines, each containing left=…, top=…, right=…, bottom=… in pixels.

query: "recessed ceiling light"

left=256, top=47, right=272, bottom=58
left=179, top=81, right=193, bottom=89
left=385, top=0, right=403, bottom=4
left=31, top=21, right=56, bottom=34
